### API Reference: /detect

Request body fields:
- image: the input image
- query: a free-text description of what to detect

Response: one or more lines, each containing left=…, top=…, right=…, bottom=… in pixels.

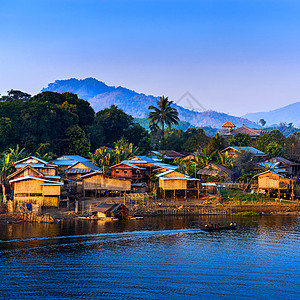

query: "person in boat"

left=230, top=222, right=233, bottom=226
left=217, top=223, right=221, bottom=228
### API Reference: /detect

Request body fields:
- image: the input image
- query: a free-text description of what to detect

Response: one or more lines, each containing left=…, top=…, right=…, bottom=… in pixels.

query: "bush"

left=231, top=211, right=259, bottom=217
left=221, top=190, right=274, bottom=202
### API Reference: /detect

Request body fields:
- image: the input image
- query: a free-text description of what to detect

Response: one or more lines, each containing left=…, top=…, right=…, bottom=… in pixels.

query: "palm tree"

left=89, top=147, right=111, bottom=174
left=148, top=96, right=180, bottom=148
left=194, top=147, right=216, bottom=168
left=218, top=151, right=234, bottom=168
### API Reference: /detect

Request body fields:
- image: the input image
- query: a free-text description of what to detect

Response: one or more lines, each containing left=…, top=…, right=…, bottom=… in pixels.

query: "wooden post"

left=292, top=181, right=294, bottom=201
left=197, top=181, right=199, bottom=199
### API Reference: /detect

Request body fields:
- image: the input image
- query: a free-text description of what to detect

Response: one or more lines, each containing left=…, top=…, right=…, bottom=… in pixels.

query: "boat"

left=202, top=225, right=236, bottom=232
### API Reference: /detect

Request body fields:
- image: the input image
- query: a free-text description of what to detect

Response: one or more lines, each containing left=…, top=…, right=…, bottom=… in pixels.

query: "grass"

left=231, top=211, right=259, bottom=217
left=221, top=190, right=274, bottom=203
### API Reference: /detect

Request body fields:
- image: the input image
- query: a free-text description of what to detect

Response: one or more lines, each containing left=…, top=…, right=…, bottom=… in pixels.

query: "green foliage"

left=92, top=105, right=133, bottom=147
left=221, top=190, right=274, bottom=203
left=174, top=158, right=196, bottom=177
left=148, top=96, right=180, bottom=147
left=231, top=211, right=259, bottom=217
left=229, top=133, right=251, bottom=147
left=257, top=130, right=286, bottom=153
left=265, top=142, right=284, bottom=157
left=207, top=133, right=225, bottom=154
left=182, top=128, right=210, bottom=153
left=65, top=125, right=91, bottom=156
left=164, top=129, right=186, bottom=152
left=89, top=147, right=111, bottom=173
left=125, top=123, right=153, bottom=154
left=217, top=151, right=234, bottom=168
left=0, top=90, right=95, bottom=155
left=194, top=147, right=217, bottom=168
left=113, top=138, right=139, bottom=164
left=259, top=119, right=266, bottom=127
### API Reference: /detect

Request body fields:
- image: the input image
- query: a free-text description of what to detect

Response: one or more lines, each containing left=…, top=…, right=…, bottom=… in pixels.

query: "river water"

left=0, top=215, right=299, bottom=299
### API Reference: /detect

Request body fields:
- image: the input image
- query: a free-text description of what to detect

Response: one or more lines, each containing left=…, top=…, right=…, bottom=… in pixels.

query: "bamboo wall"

left=159, top=179, right=187, bottom=190
left=258, top=173, right=292, bottom=189
left=83, top=174, right=131, bottom=191
left=13, top=179, right=60, bottom=206
left=163, top=171, right=185, bottom=178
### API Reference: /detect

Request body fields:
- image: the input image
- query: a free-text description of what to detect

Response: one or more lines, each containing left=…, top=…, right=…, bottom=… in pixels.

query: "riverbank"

left=1, top=199, right=299, bottom=224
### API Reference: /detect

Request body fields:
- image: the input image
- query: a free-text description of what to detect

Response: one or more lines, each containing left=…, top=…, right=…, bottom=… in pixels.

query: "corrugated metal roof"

left=222, top=146, right=267, bottom=156
left=14, top=156, right=50, bottom=166
left=9, top=175, right=63, bottom=185
left=159, top=176, right=199, bottom=181
left=65, top=168, right=93, bottom=174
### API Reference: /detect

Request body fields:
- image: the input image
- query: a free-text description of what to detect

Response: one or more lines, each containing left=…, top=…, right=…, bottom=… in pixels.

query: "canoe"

left=202, top=225, right=236, bottom=232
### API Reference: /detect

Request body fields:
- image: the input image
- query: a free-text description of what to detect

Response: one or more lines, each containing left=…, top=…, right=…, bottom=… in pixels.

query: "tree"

left=65, top=125, right=90, bottom=156
left=113, top=138, right=139, bottom=164
left=174, top=158, right=196, bottom=177
left=259, top=119, right=266, bottom=127
left=265, top=142, right=284, bottom=157
left=182, top=128, right=210, bottom=153
left=164, top=129, right=186, bottom=153
left=218, top=151, right=234, bottom=168
left=125, top=123, right=153, bottom=153
left=194, top=147, right=216, bottom=168
left=148, top=96, right=180, bottom=148
left=0, top=153, right=13, bottom=201
left=257, top=130, right=286, bottom=153
left=92, top=105, right=133, bottom=146
left=207, top=133, right=225, bottom=154
left=0, top=89, right=31, bottom=102
left=89, top=147, right=111, bottom=173
left=229, top=133, right=251, bottom=147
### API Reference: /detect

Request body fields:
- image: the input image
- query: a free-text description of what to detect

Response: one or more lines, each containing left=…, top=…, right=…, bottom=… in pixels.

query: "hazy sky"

left=1, top=0, right=300, bottom=116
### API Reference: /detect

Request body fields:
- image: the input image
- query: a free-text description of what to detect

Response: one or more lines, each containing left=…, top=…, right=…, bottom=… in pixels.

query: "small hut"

left=156, top=170, right=200, bottom=199
left=91, top=203, right=130, bottom=220
left=9, top=176, right=63, bottom=207
left=197, top=163, right=235, bottom=182
left=80, top=172, right=131, bottom=197
left=255, top=171, right=295, bottom=200
left=222, top=121, right=236, bottom=134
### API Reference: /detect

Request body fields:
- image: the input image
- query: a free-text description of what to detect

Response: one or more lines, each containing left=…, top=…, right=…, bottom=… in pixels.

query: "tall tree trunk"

left=161, top=122, right=165, bottom=149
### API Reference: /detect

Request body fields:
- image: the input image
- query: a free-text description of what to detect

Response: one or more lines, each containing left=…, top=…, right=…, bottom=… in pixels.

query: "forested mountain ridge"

left=43, top=78, right=257, bottom=128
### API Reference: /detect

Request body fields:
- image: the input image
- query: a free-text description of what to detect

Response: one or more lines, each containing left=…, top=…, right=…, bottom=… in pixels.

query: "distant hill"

left=42, top=78, right=257, bottom=128
left=243, top=102, right=300, bottom=128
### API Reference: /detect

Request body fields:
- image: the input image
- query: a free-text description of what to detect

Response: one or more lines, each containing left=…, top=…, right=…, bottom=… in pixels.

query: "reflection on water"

left=0, top=215, right=299, bottom=299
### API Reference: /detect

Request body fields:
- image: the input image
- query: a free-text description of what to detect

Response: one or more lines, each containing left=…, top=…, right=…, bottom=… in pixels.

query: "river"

left=0, top=215, right=299, bottom=299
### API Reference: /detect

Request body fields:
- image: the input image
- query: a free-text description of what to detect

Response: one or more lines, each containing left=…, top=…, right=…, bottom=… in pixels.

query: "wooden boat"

left=202, top=225, right=236, bottom=232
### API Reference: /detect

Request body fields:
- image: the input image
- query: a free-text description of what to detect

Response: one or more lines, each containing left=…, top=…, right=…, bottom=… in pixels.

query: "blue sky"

left=1, top=0, right=300, bottom=116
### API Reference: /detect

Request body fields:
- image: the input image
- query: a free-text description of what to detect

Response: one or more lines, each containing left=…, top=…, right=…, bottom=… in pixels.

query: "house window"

left=124, top=171, right=127, bottom=174
left=115, top=170, right=119, bottom=174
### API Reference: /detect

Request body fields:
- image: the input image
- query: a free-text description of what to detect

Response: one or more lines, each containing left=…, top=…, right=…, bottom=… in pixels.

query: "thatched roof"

left=222, top=121, right=236, bottom=128
left=197, top=163, right=234, bottom=176
left=233, top=126, right=264, bottom=137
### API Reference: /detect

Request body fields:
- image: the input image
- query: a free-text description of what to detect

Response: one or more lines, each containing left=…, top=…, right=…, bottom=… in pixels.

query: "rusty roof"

left=222, top=121, right=236, bottom=128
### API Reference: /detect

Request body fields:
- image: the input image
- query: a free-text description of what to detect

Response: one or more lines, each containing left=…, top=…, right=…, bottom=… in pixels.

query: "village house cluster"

left=5, top=123, right=300, bottom=211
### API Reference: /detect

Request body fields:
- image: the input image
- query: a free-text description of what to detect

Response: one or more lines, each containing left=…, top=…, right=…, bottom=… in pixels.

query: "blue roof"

left=226, top=146, right=267, bottom=156
left=52, top=155, right=90, bottom=165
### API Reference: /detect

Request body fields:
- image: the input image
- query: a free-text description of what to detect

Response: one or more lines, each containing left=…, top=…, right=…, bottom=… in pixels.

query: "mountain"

left=42, top=78, right=257, bottom=128
left=243, top=102, right=300, bottom=128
